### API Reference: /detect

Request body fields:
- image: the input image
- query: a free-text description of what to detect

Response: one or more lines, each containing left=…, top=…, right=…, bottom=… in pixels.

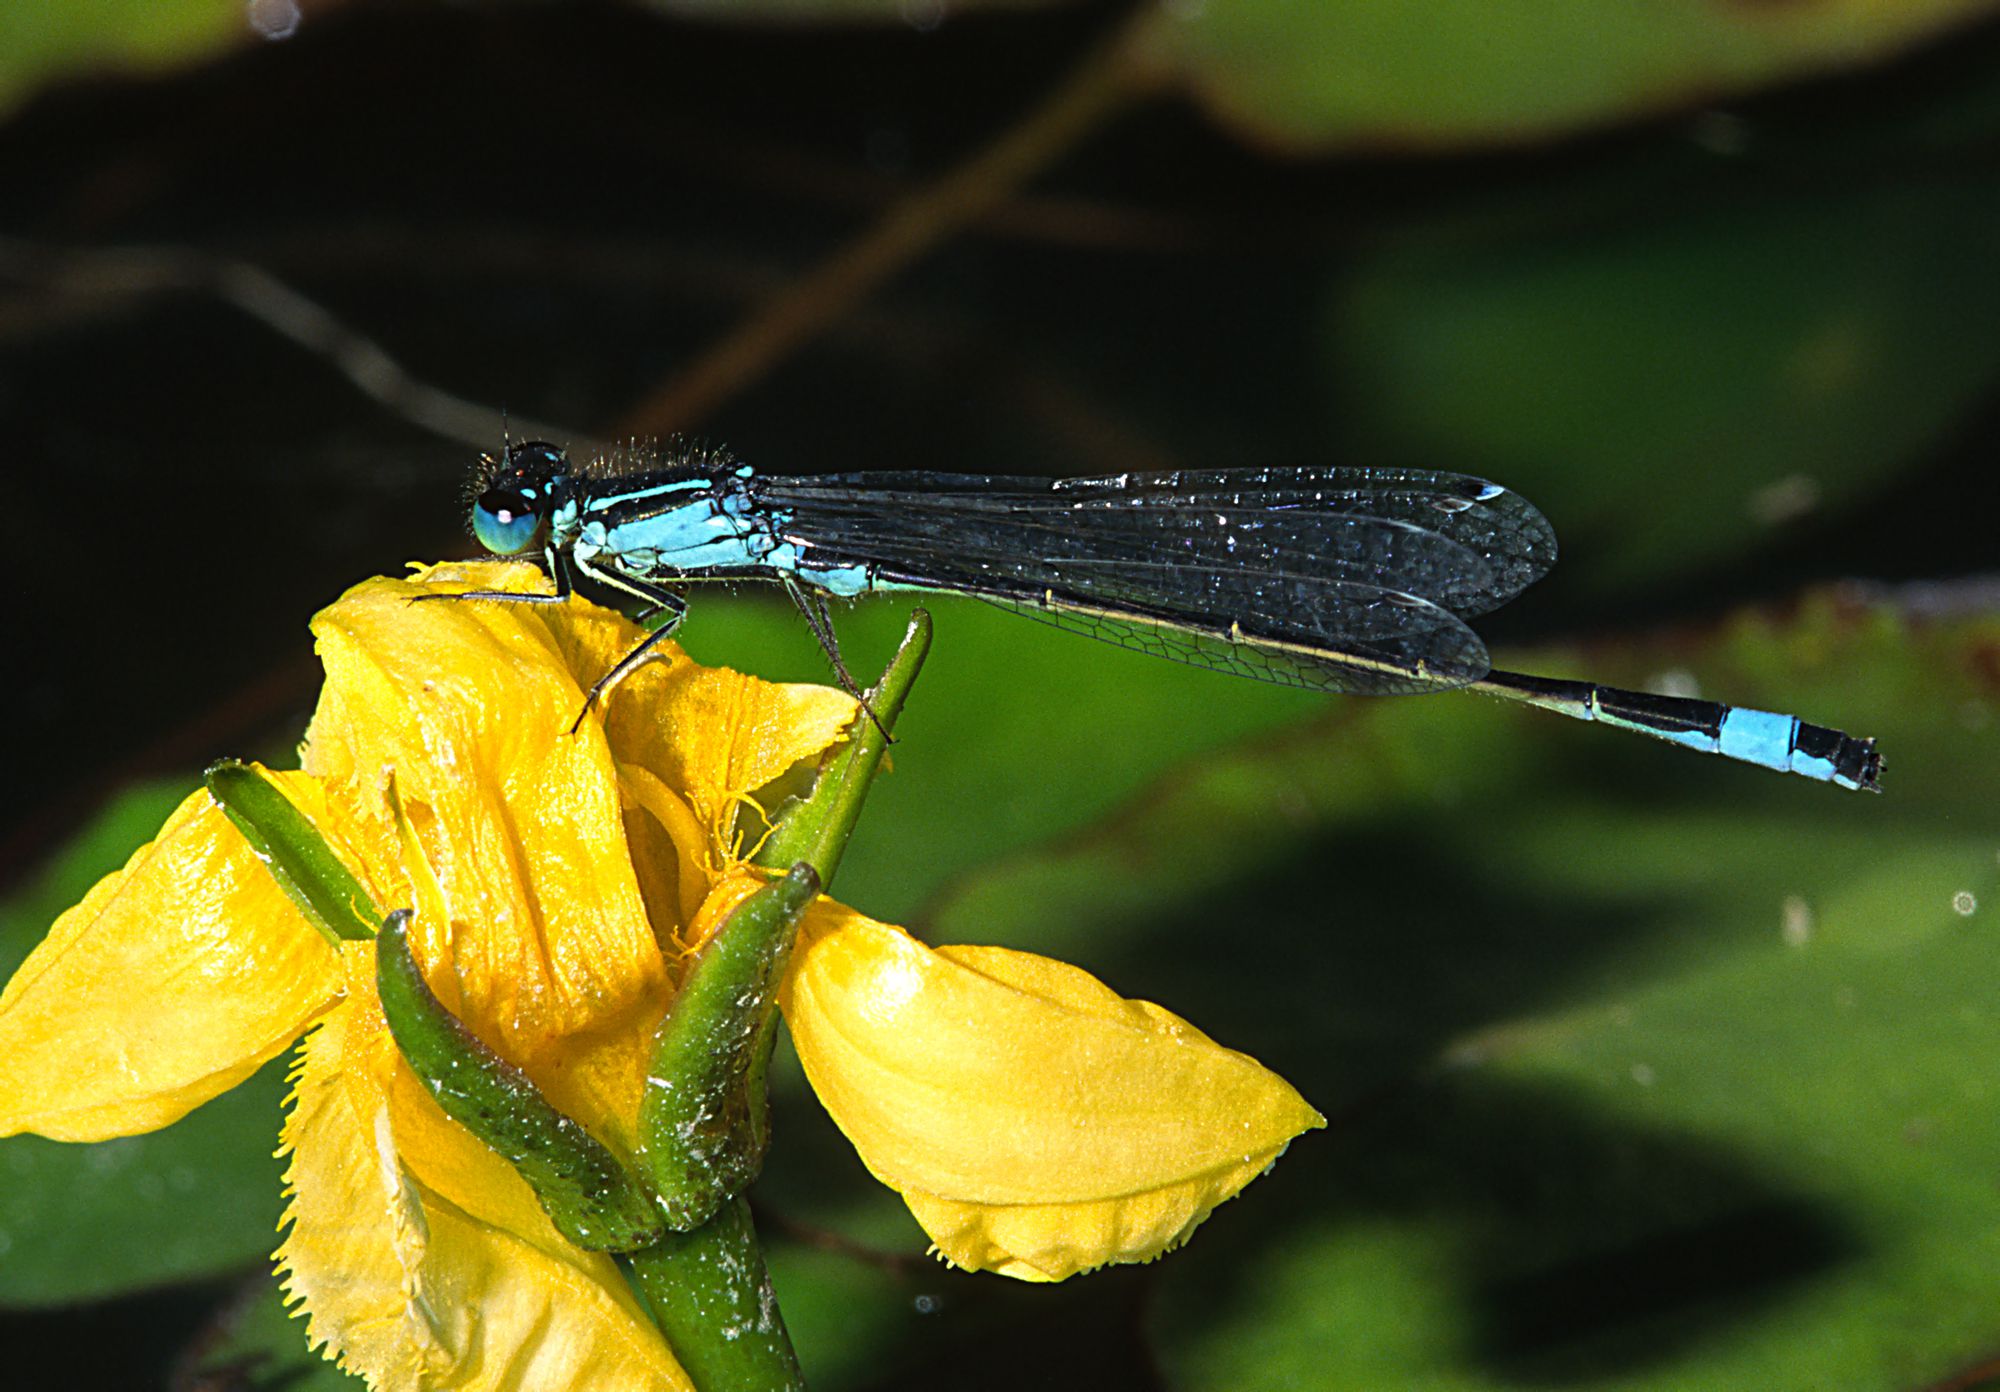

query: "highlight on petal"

left=278, top=972, right=692, bottom=1392
left=0, top=777, right=345, bottom=1142
left=780, top=908, right=1325, bottom=1281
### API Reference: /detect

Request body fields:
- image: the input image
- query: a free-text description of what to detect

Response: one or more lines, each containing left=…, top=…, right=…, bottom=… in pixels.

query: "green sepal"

left=758, top=608, right=931, bottom=886
left=639, top=863, right=819, bottom=1230
left=204, top=759, right=379, bottom=943
left=374, top=910, right=664, bottom=1252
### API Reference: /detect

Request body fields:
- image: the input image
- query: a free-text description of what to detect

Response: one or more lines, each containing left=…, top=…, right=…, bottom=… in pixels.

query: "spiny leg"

left=409, top=551, right=574, bottom=606
left=783, top=578, right=890, bottom=739
left=568, top=554, right=690, bottom=731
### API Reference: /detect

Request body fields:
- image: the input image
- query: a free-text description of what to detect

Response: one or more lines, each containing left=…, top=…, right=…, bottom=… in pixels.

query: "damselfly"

left=457, top=440, right=1881, bottom=792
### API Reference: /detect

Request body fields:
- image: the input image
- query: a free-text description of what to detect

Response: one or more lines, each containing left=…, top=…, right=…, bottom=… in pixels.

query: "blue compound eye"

left=472, top=485, right=546, bottom=556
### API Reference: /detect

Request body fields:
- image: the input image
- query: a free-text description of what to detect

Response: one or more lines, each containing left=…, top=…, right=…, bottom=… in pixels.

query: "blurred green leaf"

left=643, top=0, right=1057, bottom=17
left=0, top=1067, right=287, bottom=1308
left=181, top=1274, right=367, bottom=1390
left=0, top=0, right=245, bottom=118
left=1327, top=175, right=2000, bottom=593
left=700, top=585, right=1997, bottom=1384
left=769, top=1244, right=934, bottom=1389
left=0, top=782, right=290, bottom=1306
left=678, top=593, right=1323, bottom=922
left=893, top=592, right=2000, bottom=1389
left=1158, top=0, right=2000, bottom=151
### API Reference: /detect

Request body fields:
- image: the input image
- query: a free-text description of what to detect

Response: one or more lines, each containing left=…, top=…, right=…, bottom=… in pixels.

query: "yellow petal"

left=277, top=978, right=691, bottom=1392
left=617, top=764, right=717, bottom=941
left=302, top=565, right=674, bottom=1136
left=780, top=908, right=1324, bottom=1280
left=898, top=1155, right=1283, bottom=1283
left=0, top=779, right=345, bottom=1141
left=604, top=646, right=859, bottom=855
left=297, top=563, right=855, bottom=1139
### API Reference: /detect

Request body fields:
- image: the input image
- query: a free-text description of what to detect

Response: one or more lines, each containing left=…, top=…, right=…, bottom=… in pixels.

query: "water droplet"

left=1747, top=473, right=1820, bottom=526
left=1649, top=667, right=1701, bottom=700
left=899, top=0, right=944, bottom=32
left=246, top=0, right=301, bottom=40
left=1781, top=894, right=1813, bottom=947
left=1953, top=890, right=1977, bottom=917
left=1689, top=110, right=1751, bottom=156
left=1630, top=1063, right=1656, bottom=1087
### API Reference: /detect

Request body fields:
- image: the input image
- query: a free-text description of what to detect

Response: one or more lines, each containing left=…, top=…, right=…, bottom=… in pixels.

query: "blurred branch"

left=615, top=6, right=1172, bottom=439
left=0, top=221, right=1178, bottom=475
left=610, top=120, right=1206, bottom=256
left=0, top=236, right=567, bottom=448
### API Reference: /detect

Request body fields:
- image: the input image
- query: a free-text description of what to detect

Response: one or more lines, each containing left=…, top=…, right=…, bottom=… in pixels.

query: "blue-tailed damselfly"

left=458, top=440, right=1881, bottom=791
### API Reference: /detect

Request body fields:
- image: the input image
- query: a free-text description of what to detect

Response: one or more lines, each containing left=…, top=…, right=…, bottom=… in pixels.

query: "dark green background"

left=2, top=3, right=1997, bottom=1388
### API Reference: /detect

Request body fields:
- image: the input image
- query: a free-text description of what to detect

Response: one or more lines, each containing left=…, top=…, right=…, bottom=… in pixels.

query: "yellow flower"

left=0, top=561, right=1322, bottom=1388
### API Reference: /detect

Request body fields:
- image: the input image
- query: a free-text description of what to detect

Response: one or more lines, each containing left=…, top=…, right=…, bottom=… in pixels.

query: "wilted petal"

left=0, top=777, right=346, bottom=1142
left=278, top=959, right=691, bottom=1392
left=780, top=909, right=1323, bottom=1280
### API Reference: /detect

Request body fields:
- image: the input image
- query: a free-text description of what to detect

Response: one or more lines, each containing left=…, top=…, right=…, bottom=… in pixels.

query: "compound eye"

left=472, top=485, right=546, bottom=556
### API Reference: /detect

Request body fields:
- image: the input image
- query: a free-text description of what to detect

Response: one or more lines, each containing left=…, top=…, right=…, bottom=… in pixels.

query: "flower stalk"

left=623, top=1198, right=803, bottom=1392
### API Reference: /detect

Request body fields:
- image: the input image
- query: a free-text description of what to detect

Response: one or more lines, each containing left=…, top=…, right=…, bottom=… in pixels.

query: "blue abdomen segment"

left=1478, top=671, right=1882, bottom=791
left=1716, top=707, right=1811, bottom=773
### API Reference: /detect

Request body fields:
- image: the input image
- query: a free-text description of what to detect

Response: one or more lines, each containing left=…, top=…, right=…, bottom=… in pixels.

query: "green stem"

left=629, top=610, right=931, bottom=1386
left=624, top=1198, right=804, bottom=1392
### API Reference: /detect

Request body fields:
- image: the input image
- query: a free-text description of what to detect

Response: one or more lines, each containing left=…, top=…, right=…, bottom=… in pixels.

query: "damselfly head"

left=469, top=440, right=569, bottom=556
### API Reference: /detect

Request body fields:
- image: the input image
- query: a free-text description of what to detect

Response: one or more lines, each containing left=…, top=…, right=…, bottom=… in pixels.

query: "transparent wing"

left=753, top=465, right=1553, bottom=625
left=747, top=465, right=1545, bottom=692
left=982, top=580, right=1489, bottom=696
